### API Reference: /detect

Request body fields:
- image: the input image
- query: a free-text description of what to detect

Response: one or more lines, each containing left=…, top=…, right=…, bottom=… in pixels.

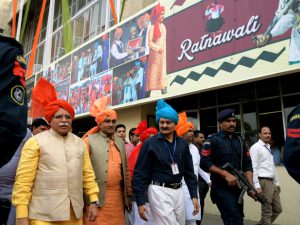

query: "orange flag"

left=26, top=0, right=47, bottom=78
left=12, top=0, right=18, bottom=38
left=109, top=0, right=118, bottom=25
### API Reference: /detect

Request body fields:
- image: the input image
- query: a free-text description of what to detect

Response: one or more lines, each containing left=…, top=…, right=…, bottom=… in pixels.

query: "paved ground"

left=202, top=214, right=257, bottom=225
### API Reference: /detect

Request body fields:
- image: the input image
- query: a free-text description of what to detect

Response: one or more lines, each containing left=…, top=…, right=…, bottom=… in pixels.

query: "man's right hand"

left=16, top=218, right=29, bottom=225
left=138, top=205, right=148, bottom=221
left=223, top=171, right=237, bottom=186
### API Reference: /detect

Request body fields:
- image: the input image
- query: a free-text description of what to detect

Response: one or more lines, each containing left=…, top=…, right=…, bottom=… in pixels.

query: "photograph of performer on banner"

left=56, top=55, right=71, bottom=83
left=253, top=0, right=300, bottom=64
left=146, top=3, right=168, bottom=95
left=205, top=1, right=225, bottom=37
left=112, top=58, right=146, bottom=105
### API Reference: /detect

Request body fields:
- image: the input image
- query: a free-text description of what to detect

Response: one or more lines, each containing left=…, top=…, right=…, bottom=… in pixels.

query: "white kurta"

left=182, top=143, right=201, bottom=222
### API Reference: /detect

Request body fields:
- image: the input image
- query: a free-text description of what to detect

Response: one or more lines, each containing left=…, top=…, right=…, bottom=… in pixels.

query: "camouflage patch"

left=11, top=85, right=25, bottom=105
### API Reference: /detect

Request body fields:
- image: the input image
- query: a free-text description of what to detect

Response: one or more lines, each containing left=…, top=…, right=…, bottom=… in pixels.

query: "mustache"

left=59, top=122, right=69, bottom=127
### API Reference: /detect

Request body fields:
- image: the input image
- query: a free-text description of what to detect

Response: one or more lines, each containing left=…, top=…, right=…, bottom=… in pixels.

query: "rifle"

left=221, top=162, right=268, bottom=206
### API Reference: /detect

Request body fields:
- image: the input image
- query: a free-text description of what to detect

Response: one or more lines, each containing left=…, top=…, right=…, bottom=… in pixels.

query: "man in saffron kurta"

left=83, top=103, right=132, bottom=225
left=12, top=99, right=99, bottom=225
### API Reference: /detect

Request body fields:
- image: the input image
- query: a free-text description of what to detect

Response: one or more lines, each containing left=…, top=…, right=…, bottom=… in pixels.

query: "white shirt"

left=250, top=139, right=280, bottom=189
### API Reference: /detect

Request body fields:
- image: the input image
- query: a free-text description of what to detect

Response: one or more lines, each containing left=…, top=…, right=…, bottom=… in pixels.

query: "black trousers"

left=196, top=176, right=209, bottom=225
left=211, top=185, right=244, bottom=225
left=0, top=198, right=11, bottom=225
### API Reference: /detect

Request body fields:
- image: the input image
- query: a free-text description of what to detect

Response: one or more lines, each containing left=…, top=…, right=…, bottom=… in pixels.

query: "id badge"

left=171, top=163, right=179, bottom=175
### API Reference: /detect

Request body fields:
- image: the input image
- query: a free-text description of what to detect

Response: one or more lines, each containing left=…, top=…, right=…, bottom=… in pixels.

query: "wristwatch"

left=91, top=200, right=100, bottom=207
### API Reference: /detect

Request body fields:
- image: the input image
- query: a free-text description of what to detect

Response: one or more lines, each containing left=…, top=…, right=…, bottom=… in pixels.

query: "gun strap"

left=238, top=136, right=243, bottom=171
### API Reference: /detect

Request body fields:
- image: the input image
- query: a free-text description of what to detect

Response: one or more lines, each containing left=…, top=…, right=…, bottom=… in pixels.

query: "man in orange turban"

left=12, top=78, right=99, bottom=225
left=175, top=112, right=202, bottom=225
left=83, top=97, right=132, bottom=225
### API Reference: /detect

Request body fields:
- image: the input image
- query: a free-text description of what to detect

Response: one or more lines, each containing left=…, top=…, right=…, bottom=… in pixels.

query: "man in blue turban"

left=133, top=99, right=199, bottom=225
left=155, top=99, right=178, bottom=124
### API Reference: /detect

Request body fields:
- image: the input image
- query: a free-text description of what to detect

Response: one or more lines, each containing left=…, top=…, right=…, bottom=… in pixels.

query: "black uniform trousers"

left=211, top=183, right=244, bottom=225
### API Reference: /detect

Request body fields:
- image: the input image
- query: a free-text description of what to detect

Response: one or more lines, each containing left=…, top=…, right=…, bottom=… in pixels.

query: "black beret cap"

left=217, top=109, right=235, bottom=121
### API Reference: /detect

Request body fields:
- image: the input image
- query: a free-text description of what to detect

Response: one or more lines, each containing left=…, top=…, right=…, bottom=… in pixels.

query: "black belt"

left=258, top=177, right=274, bottom=181
left=151, top=181, right=182, bottom=189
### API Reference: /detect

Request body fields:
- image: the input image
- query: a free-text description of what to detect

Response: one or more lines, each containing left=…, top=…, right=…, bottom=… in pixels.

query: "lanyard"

left=264, top=145, right=272, bottom=154
left=164, top=140, right=177, bottom=163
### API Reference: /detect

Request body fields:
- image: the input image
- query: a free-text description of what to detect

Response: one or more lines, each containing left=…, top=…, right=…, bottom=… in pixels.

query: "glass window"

left=281, top=73, right=300, bottom=94
left=73, top=15, right=84, bottom=47
left=218, top=83, right=255, bottom=105
left=167, top=95, right=198, bottom=112
left=256, top=77, right=280, bottom=99
left=83, top=10, right=91, bottom=40
left=258, top=98, right=281, bottom=114
left=199, top=108, right=218, bottom=136
left=199, top=90, right=216, bottom=108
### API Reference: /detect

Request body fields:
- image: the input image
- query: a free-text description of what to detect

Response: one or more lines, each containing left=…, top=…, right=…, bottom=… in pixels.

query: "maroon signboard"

left=165, top=0, right=291, bottom=74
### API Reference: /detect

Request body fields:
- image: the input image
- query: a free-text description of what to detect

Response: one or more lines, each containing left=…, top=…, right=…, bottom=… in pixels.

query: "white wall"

left=204, top=166, right=300, bottom=225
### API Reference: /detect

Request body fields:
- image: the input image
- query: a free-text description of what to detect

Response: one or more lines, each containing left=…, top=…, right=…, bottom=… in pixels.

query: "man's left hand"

left=85, top=204, right=98, bottom=222
left=192, top=198, right=200, bottom=216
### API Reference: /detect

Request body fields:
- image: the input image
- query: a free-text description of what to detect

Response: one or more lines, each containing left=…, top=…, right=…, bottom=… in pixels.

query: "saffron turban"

left=175, top=112, right=194, bottom=137
left=44, top=100, right=75, bottom=123
left=155, top=99, right=178, bottom=124
left=89, top=96, right=117, bottom=126
left=30, top=78, right=75, bottom=123
left=150, top=3, right=165, bottom=41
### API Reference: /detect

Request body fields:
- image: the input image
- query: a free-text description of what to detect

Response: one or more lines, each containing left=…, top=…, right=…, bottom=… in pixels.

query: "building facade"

left=2, top=0, right=300, bottom=224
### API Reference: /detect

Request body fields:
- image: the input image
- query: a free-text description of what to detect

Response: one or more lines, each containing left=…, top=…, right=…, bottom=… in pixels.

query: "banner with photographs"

left=69, top=78, right=90, bottom=115
left=55, top=79, right=70, bottom=101
left=28, top=0, right=300, bottom=117
left=89, top=70, right=113, bottom=107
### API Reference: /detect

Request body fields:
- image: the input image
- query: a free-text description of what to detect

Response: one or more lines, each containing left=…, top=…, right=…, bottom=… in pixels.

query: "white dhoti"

left=183, top=184, right=201, bottom=225
left=148, top=184, right=185, bottom=225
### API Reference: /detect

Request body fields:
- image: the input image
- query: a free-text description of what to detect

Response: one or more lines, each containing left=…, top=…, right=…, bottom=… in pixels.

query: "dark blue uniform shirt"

left=200, top=130, right=253, bottom=184
left=133, top=132, right=198, bottom=206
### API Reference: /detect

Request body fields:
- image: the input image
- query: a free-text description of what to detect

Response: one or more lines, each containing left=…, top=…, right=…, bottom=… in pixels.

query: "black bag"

left=0, top=35, right=27, bottom=168
left=284, top=104, right=300, bottom=184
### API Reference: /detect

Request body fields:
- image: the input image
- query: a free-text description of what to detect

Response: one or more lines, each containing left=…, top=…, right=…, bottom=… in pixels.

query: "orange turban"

left=30, top=78, right=75, bottom=123
left=175, top=112, right=194, bottom=137
left=82, top=96, right=117, bottom=139
left=44, top=99, right=75, bottom=123
left=89, top=96, right=117, bottom=126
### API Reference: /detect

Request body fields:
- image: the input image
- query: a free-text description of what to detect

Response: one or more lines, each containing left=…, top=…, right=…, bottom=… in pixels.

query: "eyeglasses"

left=53, top=114, right=72, bottom=120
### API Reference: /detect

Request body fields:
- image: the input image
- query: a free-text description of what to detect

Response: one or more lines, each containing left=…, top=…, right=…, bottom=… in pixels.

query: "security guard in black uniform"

left=200, top=109, right=253, bottom=225
left=0, top=35, right=27, bottom=224
left=284, top=104, right=300, bottom=185
left=0, top=35, right=27, bottom=168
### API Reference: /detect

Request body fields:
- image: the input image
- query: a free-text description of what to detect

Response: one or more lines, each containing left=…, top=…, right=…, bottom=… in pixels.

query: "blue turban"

left=155, top=99, right=178, bottom=124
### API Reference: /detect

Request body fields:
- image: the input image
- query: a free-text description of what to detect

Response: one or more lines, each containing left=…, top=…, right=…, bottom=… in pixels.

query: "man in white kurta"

left=175, top=112, right=201, bottom=225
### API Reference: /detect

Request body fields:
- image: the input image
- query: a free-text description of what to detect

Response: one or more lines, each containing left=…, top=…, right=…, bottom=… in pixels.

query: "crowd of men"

left=0, top=30, right=290, bottom=225
left=0, top=90, right=285, bottom=225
